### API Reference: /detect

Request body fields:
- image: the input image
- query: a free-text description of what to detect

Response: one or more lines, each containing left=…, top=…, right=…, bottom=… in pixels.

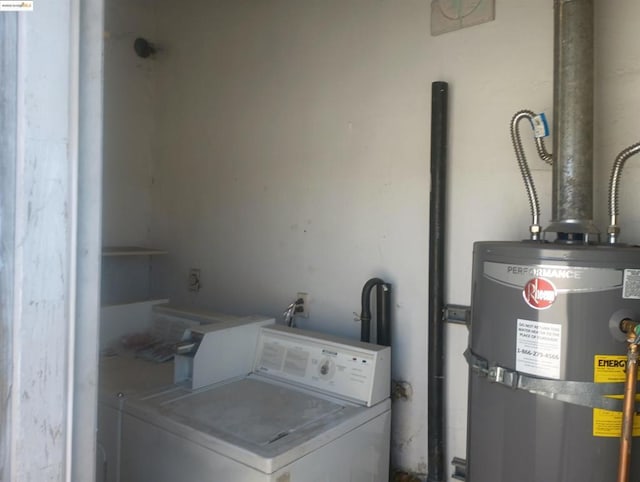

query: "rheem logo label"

left=523, top=277, right=557, bottom=310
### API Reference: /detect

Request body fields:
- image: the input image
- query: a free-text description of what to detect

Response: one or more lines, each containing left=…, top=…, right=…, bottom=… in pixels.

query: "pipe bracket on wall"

left=443, top=304, right=470, bottom=326
left=451, top=457, right=467, bottom=481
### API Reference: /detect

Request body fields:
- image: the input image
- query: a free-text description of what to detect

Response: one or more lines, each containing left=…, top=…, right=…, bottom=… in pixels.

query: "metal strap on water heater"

left=465, top=349, right=638, bottom=412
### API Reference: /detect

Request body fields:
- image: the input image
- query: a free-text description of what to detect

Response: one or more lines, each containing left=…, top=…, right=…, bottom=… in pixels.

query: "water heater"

left=467, top=242, right=640, bottom=481
left=464, top=1, right=640, bottom=479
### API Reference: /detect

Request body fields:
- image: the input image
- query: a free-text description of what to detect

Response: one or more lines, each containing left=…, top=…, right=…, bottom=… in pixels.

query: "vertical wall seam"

left=0, top=13, right=18, bottom=482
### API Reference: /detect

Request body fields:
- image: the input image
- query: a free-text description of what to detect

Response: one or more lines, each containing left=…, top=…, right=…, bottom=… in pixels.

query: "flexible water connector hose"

left=510, top=110, right=553, bottom=240
left=534, top=137, right=553, bottom=165
left=608, top=142, right=640, bottom=244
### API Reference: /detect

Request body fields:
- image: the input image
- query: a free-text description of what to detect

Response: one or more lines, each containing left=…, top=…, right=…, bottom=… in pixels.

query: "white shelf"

left=102, top=246, right=168, bottom=257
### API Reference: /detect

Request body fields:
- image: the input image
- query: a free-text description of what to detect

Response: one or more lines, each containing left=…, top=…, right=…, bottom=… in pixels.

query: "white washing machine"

left=97, top=302, right=274, bottom=482
left=119, top=324, right=392, bottom=482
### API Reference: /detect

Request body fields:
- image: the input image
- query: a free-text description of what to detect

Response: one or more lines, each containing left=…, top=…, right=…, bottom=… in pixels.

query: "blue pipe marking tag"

left=531, top=113, right=550, bottom=138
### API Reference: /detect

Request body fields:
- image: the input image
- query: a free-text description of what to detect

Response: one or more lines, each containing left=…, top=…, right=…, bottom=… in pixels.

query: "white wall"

left=102, top=0, right=157, bottom=246
left=152, top=1, right=432, bottom=473
left=102, top=0, right=640, bottom=477
left=594, top=2, right=640, bottom=239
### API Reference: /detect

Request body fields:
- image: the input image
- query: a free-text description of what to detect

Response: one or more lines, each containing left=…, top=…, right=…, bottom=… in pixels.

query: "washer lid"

left=99, top=355, right=173, bottom=405
left=166, top=377, right=344, bottom=446
left=124, top=376, right=390, bottom=473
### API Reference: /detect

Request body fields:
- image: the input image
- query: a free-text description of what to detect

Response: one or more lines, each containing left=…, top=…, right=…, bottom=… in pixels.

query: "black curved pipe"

left=360, top=277, right=391, bottom=346
left=360, top=277, right=382, bottom=342
left=428, top=81, right=448, bottom=482
left=376, top=283, right=392, bottom=347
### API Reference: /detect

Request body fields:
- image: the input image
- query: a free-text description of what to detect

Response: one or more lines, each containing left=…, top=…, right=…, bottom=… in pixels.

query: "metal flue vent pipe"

left=547, top=0, right=598, bottom=239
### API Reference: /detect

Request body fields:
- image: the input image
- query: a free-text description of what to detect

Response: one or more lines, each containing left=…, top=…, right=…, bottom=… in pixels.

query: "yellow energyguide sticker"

left=593, top=355, right=640, bottom=437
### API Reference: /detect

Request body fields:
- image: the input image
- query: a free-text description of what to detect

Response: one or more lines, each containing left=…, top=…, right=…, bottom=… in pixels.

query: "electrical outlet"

left=188, top=268, right=201, bottom=292
left=295, top=292, right=309, bottom=318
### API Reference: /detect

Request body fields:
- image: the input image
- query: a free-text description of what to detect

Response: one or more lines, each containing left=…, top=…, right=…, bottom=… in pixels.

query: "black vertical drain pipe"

left=428, top=81, right=448, bottom=482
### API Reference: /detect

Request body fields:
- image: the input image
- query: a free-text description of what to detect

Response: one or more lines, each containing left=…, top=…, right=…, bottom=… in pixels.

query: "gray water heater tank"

left=467, top=241, right=640, bottom=482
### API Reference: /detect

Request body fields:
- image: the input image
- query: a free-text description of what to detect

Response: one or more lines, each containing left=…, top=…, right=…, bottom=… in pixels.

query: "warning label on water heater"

left=593, top=355, right=640, bottom=437
left=516, top=319, right=562, bottom=379
left=623, top=269, right=640, bottom=299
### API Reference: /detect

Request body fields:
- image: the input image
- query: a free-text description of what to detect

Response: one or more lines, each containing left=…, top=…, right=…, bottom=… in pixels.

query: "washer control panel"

left=254, top=325, right=390, bottom=406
